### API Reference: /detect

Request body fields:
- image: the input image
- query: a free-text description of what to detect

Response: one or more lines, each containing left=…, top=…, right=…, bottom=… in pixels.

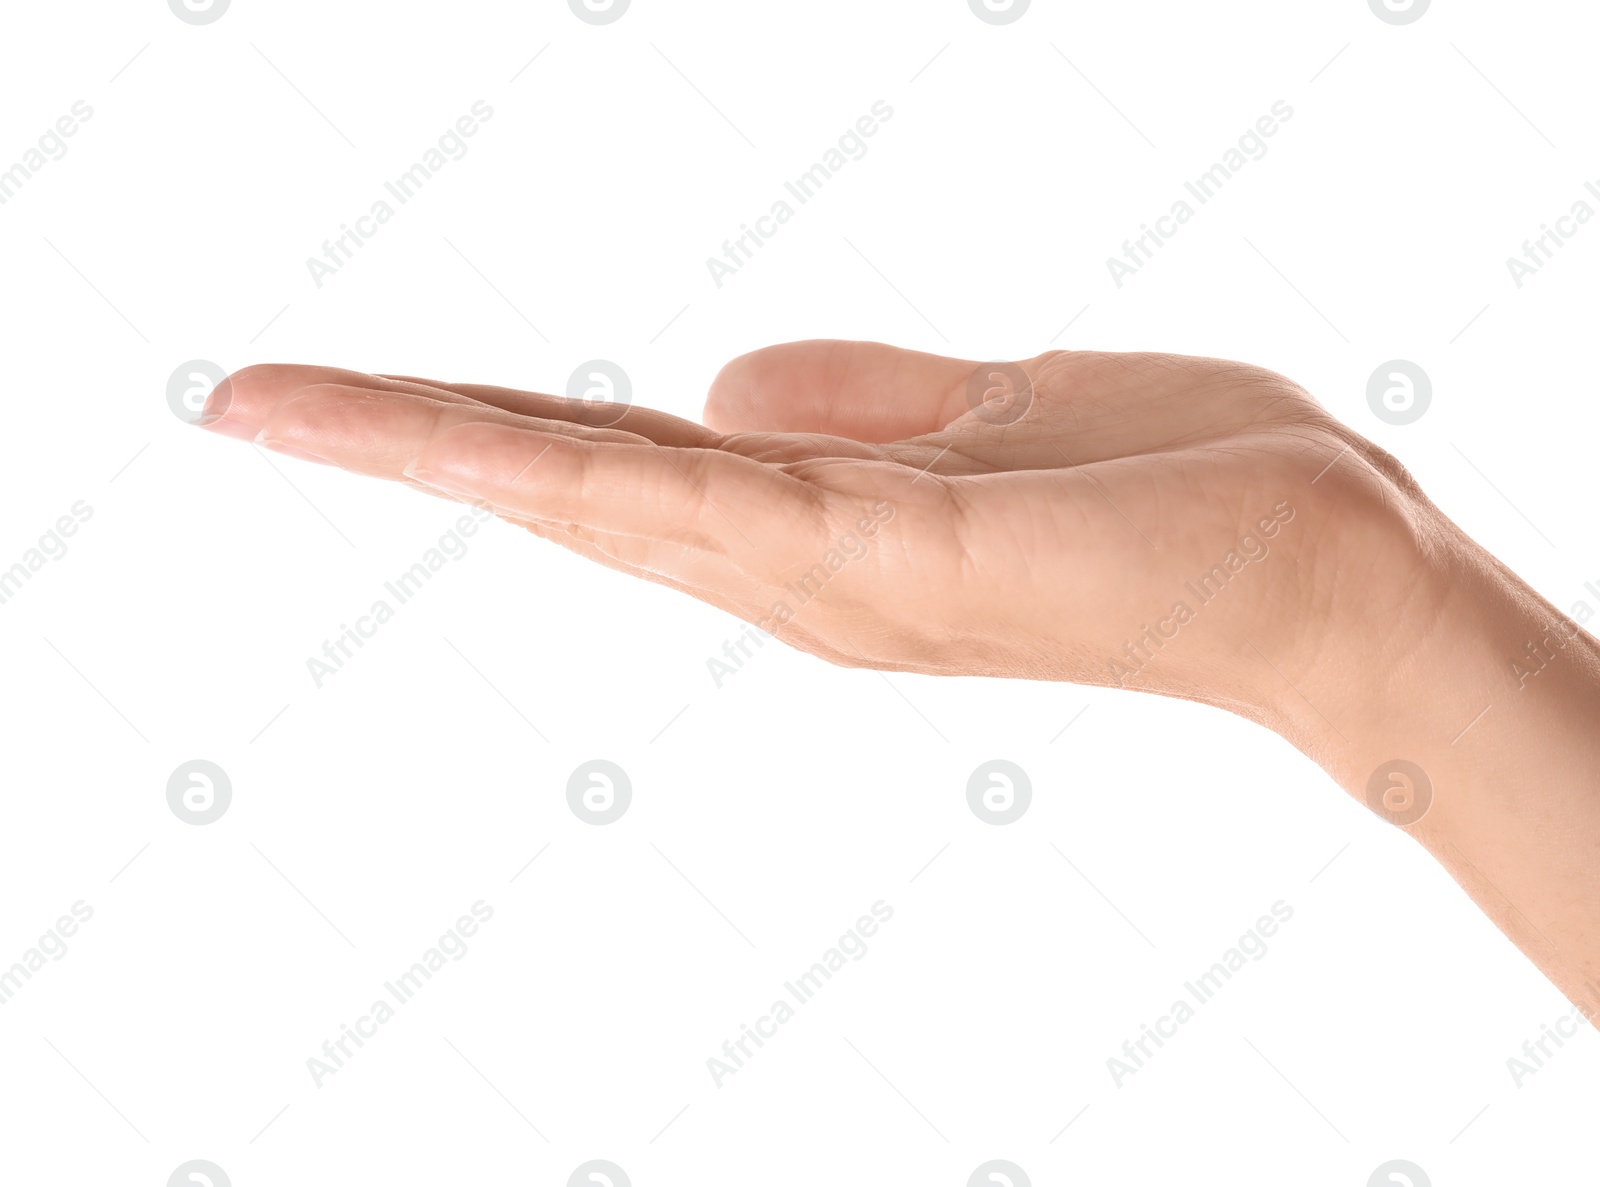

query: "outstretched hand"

left=200, top=340, right=1428, bottom=741
left=201, top=339, right=1600, bottom=1019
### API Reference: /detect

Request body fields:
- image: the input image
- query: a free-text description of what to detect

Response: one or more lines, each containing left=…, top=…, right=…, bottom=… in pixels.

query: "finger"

left=404, top=421, right=827, bottom=556
left=365, top=368, right=955, bottom=472
left=252, top=384, right=654, bottom=479
left=401, top=444, right=757, bottom=595
left=377, top=373, right=721, bottom=448
left=439, top=456, right=870, bottom=661
left=199, top=364, right=419, bottom=440
left=201, top=363, right=724, bottom=449
left=704, top=339, right=989, bottom=443
left=243, top=381, right=843, bottom=596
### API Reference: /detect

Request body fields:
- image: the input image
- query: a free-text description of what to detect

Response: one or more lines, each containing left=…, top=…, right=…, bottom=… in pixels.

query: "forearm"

left=1282, top=524, right=1600, bottom=1017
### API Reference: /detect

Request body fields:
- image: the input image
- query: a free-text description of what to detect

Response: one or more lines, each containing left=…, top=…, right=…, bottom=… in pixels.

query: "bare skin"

left=198, top=340, right=1600, bottom=1020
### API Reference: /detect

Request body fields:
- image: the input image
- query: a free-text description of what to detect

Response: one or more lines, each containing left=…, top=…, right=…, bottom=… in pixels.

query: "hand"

left=199, top=339, right=1600, bottom=1018
left=199, top=341, right=1419, bottom=721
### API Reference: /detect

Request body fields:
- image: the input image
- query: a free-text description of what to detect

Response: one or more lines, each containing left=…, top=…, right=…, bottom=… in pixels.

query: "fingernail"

left=402, top=463, right=477, bottom=498
left=254, top=430, right=333, bottom=465
left=192, top=376, right=233, bottom=428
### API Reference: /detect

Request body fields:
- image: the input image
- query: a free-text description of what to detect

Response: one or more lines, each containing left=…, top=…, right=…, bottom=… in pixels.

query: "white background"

left=1, top=0, right=1597, bottom=1184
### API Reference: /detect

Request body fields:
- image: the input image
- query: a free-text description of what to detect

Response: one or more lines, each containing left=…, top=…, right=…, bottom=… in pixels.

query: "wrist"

left=1281, top=513, right=1600, bottom=825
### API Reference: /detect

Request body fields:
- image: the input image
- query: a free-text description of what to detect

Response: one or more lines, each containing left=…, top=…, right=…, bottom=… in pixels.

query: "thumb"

left=704, top=339, right=984, bottom=443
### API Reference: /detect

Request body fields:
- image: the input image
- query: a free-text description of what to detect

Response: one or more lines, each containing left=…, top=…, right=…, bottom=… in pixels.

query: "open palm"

left=206, top=340, right=1430, bottom=726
